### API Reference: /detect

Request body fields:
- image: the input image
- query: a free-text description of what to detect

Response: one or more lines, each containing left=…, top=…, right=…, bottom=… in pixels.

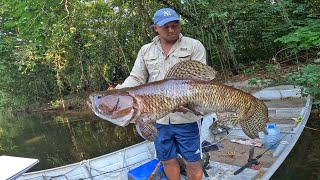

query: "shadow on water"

left=271, top=116, right=320, bottom=180
left=0, top=110, right=144, bottom=172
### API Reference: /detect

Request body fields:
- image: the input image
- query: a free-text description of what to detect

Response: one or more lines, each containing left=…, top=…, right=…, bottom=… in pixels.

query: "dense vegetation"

left=0, top=0, right=319, bottom=111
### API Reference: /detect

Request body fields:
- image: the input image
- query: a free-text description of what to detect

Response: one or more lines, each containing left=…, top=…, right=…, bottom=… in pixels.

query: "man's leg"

left=173, top=122, right=203, bottom=180
left=154, top=123, right=180, bottom=179
left=185, top=160, right=203, bottom=180
left=162, top=158, right=181, bottom=180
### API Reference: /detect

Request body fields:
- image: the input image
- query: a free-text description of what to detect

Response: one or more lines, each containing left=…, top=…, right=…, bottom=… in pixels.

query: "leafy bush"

left=286, top=61, right=320, bottom=108
left=275, top=18, right=320, bottom=108
left=275, top=20, right=320, bottom=52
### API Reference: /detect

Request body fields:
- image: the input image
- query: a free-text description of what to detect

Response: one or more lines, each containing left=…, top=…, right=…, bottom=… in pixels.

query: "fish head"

left=88, top=91, right=137, bottom=126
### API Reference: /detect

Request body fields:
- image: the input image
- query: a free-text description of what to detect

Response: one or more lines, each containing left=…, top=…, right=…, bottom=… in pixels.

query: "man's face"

left=154, top=21, right=181, bottom=43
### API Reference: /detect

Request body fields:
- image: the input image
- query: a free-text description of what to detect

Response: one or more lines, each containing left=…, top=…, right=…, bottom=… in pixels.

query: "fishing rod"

left=234, top=131, right=290, bottom=175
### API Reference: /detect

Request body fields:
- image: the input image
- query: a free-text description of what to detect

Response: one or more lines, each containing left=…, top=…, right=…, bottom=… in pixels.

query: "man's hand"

left=107, top=83, right=116, bottom=90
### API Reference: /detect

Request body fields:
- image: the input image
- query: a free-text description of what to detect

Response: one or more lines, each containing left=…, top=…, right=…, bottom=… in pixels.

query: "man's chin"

left=166, top=36, right=179, bottom=42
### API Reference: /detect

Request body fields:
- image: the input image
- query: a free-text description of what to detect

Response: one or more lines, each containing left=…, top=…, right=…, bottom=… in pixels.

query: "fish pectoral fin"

left=233, top=102, right=256, bottom=125
left=230, top=116, right=240, bottom=126
left=216, top=112, right=239, bottom=126
left=135, top=121, right=158, bottom=142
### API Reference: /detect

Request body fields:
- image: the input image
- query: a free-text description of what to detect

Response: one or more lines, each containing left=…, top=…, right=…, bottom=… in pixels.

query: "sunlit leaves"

left=275, top=20, right=320, bottom=51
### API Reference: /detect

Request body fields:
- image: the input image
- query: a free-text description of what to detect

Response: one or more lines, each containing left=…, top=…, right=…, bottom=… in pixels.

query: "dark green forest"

left=0, top=0, right=319, bottom=111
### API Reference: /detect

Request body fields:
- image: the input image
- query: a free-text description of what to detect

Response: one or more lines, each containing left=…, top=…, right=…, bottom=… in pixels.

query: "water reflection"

left=272, top=116, right=320, bottom=180
left=0, top=111, right=143, bottom=171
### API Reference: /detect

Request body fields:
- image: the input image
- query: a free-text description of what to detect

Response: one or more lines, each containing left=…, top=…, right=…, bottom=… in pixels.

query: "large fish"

left=88, top=60, right=269, bottom=141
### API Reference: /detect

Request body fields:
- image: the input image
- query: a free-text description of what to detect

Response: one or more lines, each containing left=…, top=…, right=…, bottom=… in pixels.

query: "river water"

left=272, top=114, right=320, bottom=179
left=0, top=111, right=143, bottom=172
left=0, top=111, right=319, bottom=178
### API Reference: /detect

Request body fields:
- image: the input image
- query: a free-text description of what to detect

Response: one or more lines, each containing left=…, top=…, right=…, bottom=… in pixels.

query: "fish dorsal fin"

left=165, top=60, right=217, bottom=81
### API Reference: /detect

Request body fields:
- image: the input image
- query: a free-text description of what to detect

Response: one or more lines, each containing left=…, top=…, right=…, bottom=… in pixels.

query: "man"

left=116, top=8, right=206, bottom=180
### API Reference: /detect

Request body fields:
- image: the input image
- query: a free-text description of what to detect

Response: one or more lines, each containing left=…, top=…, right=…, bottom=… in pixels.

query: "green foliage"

left=49, top=100, right=65, bottom=109
left=286, top=63, right=320, bottom=108
left=275, top=20, right=320, bottom=52
left=314, top=58, right=320, bottom=63
left=265, top=64, right=285, bottom=85
left=265, top=64, right=277, bottom=72
left=243, top=61, right=260, bottom=74
left=275, top=11, right=320, bottom=108
left=294, top=114, right=303, bottom=125
left=248, top=78, right=270, bottom=86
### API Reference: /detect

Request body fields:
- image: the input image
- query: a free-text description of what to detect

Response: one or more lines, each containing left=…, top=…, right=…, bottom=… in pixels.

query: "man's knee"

left=162, top=158, right=178, bottom=166
left=185, top=160, right=202, bottom=171
left=185, top=160, right=203, bottom=180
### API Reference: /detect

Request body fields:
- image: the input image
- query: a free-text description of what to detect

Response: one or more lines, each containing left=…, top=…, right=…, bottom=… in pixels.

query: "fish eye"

left=97, top=95, right=102, bottom=99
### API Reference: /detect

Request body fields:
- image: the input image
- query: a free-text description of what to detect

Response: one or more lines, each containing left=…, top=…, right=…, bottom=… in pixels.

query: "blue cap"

left=153, top=8, right=180, bottom=26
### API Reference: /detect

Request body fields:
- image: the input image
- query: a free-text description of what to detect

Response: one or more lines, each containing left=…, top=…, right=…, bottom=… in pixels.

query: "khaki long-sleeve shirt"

left=116, top=34, right=206, bottom=124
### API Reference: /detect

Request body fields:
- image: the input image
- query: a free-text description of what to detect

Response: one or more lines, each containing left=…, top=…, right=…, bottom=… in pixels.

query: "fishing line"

left=304, top=125, right=320, bottom=132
